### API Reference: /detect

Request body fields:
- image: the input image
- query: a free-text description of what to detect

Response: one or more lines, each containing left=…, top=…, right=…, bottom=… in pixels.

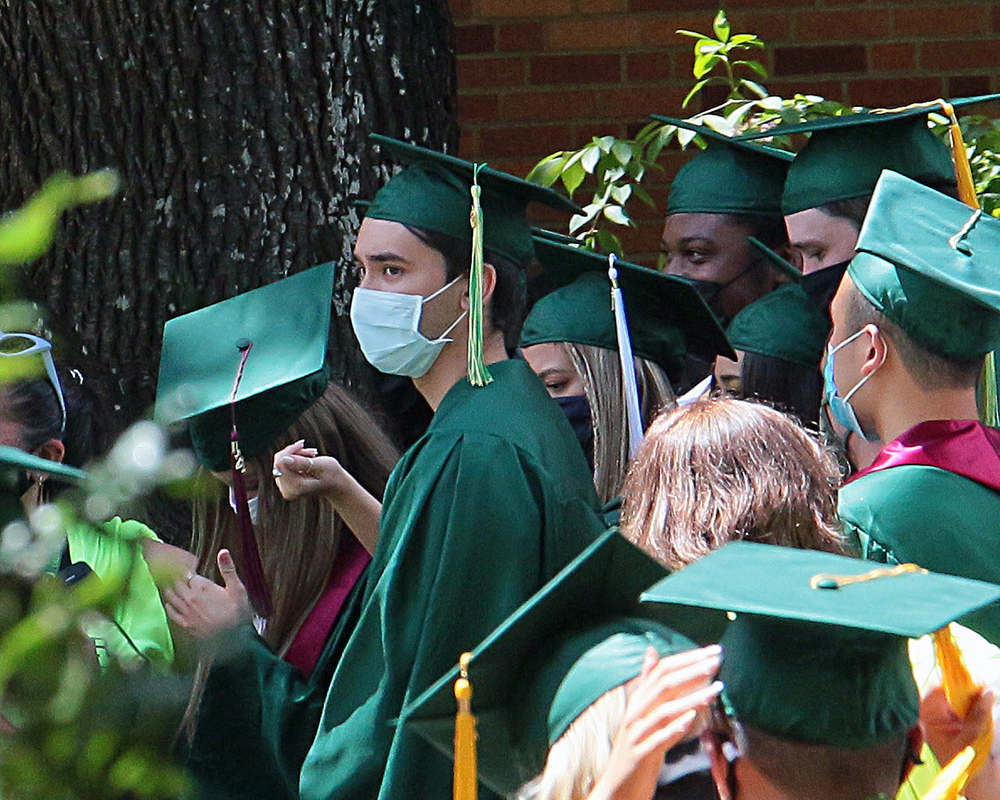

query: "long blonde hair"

left=620, top=397, right=845, bottom=571
left=564, top=342, right=676, bottom=504
left=517, top=686, right=628, bottom=800
left=190, top=382, right=399, bottom=653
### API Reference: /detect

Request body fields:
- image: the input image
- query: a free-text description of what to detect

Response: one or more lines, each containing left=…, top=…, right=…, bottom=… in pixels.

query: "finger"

left=164, top=602, right=190, bottom=628
left=628, top=652, right=721, bottom=713
left=217, top=549, right=245, bottom=592
left=274, top=439, right=307, bottom=463
left=300, top=448, right=319, bottom=457
left=641, top=647, right=658, bottom=678
left=281, top=454, right=318, bottom=476
left=631, top=682, right=724, bottom=745
left=630, top=709, right=700, bottom=762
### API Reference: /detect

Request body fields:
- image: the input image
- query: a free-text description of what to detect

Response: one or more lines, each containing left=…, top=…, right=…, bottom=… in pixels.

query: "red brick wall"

left=449, top=0, right=1000, bottom=258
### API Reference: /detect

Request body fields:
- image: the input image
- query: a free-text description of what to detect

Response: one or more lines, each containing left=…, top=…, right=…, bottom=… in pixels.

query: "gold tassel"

left=467, top=164, right=493, bottom=387
left=454, top=652, right=478, bottom=800
left=921, top=746, right=977, bottom=800
left=939, top=100, right=999, bottom=427
left=931, top=626, right=992, bottom=785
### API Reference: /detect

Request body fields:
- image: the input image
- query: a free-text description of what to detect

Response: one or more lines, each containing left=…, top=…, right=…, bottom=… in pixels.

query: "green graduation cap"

left=641, top=542, right=1000, bottom=749
left=520, top=237, right=736, bottom=379
left=401, top=530, right=697, bottom=797
left=653, top=117, right=793, bottom=217
left=366, top=134, right=581, bottom=267
left=725, top=283, right=829, bottom=367
left=155, top=263, right=335, bottom=472
left=849, top=169, right=1000, bottom=360
left=737, top=95, right=1000, bottom=214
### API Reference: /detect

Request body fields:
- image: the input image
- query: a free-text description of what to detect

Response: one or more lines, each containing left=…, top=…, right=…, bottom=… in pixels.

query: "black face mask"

left=555, top=394, right=594, bottom=472
left=800, top=259, right=850, bottom=320
left=684, top=266, right=753, bottom=327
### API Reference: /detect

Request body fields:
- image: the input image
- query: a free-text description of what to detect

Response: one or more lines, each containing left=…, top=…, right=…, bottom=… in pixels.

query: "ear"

left=459, top=263, right=497, bottom=311
left=32, top=438, right=65, bottom=465
left=859, top=324, right=889, bottom=377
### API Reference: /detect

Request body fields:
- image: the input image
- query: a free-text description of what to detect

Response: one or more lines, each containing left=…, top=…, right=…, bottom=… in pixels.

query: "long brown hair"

left=190, top=381, right=399, bottom=653
left=564, top=342, right=676, bottom=505
left=621, top=397, right=845, bottom=571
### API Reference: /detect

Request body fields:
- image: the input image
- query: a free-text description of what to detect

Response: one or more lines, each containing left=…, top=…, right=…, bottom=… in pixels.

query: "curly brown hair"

left=620, top=397, right=846, bottom=571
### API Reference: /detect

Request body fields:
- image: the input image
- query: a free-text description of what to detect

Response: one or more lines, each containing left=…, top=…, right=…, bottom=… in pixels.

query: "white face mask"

left=350, top=276, right=467, bottom=378
left=228, top=486, right=260, bottom=526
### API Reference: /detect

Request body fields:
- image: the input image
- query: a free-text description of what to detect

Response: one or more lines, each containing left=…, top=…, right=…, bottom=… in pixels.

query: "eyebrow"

left=537, top=367, right=573, bottom=380
left=353, top=251, right=412, bottom=264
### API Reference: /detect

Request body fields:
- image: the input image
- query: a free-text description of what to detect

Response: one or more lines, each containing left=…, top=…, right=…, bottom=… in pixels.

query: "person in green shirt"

left=257, top=136, right=607, bottom=800
left=826, top=170, right=1000, bottom=645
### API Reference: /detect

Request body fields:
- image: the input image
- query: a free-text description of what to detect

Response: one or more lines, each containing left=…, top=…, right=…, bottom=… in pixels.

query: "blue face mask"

left=822, top=327, right=882, bottom=443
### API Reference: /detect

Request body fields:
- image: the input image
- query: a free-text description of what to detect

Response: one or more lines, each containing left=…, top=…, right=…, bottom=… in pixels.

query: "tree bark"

left=0, top=0, right=457, bottom=428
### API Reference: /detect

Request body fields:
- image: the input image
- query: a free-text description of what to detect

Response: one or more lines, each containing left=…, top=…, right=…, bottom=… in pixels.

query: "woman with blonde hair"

left=621, top=396, right=846, bottom=571
left=521, top=235, right=733, bottom=506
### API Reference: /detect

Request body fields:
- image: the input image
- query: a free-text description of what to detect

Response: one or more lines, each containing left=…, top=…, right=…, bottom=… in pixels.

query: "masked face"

left=661, top=213, right=768, bottom=325
left=351, top=218, right=468, bottom=378
left=822, top=327, right=883, bottom=443
left=800, top=259, right=850, bottom=319
left=555, top=394, right=594, bottom=471
left=785, top=207, right=860, bottom=276
left=351, top=277, right=467, bottom=377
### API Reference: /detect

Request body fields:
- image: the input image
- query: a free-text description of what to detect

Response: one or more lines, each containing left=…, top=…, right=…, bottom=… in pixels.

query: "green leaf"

left=729, top=34, right=759, bottom=45
left=561, top=159, right=587, bottom=196
left=739, top=79, right=768, bottom=99
left=610, top=183, right=632, bottom=204
left=580, top=145, right=601, bottom=174
left=695, top=41, right=723, bottom=54
left=676, top=29, right=710, bottom=40
left=632, top=183, right=655, bottom=207
left=595, top=135, right=617, bottom=153
left=682, top=79, right=710, bottom=107
left=713, top=9, right=730, bottom=42
left=611, top=140, right=634, bottom=165
left=693, top=52, right=721, bottom=78
left=525, top=154, right=567, bottom=187
left=603, top=205, right=632, bottom=226
left=677, top=127, right=700, bottom=148
left=594, top=228, right=625, bottom=257
left=569, top=213, right=591, bottom=234
left=605, top=166, right=626, bottom=182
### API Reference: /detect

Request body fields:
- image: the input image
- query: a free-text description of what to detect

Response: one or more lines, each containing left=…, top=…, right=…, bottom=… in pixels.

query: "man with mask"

left=655, top=117, right=795, bottom=330
left=826, top=169, right=1000, bottom=645
left=737, top=94, right=999, bottom=317
left=285, top=136, right=607, bottom=800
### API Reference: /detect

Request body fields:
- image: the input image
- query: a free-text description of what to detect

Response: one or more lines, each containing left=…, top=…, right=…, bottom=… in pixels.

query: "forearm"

left=326, top=473, right=381, bottom=554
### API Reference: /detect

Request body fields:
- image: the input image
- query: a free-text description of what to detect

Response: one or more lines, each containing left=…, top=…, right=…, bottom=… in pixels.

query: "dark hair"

left=844, top=282, right=982, bottom=390
left=723, top=212, right=789, bottom=252
left=820, top=182, right=960, bottom=231
left=4, top=366, right=111, bottom=469
left=405, top=226, right=527, bottom=351
left=740, top=352, right=822, bottom=430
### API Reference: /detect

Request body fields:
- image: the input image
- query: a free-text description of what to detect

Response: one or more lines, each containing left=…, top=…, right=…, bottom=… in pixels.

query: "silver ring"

left=272, top=467, right=283, bottom=478
left=184, top=571, right=196, bottom=585
left=308, top=457, right=315, bottom=473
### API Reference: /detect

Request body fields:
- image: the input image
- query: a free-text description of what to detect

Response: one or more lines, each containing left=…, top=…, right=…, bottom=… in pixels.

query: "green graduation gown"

left=841, top=422, right=1000, bottom=644
left=298, top=358, right=605, bottom=800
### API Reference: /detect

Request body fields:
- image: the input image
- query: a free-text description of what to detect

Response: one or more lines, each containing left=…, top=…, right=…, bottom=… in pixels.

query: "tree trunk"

left=0, top=0, right=457, bottom=426
left=0, top=0, right=456, bottom=541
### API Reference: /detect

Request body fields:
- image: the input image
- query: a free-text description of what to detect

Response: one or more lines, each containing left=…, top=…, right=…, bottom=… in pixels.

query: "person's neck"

left=876, top=385, right=980, bottom=445
left=412, top=331, right=508, bottom=411
left=734, top=756, right=896, bottom=800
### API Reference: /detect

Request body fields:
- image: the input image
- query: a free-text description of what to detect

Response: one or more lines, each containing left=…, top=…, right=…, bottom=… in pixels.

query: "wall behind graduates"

left=449, top=0, right=1000, bottom=261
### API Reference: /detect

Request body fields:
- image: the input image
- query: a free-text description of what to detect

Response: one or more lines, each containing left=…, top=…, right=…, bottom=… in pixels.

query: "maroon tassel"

left=228, top=340, right=273, bottom=618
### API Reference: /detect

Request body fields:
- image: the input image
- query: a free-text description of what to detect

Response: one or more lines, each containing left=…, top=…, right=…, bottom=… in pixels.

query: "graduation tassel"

left=920, top=746, right=976, bottom=800
left=933, top=625, right=992, bottom=781
left=228, top=340, right=273, bottom=618
left=453, top=652, right=478, bottom=800
left=608, top=255, right=644, bottom=459
left=939, top=100, right=999, bottom=427
left=467, top=164, right=493, bottom=388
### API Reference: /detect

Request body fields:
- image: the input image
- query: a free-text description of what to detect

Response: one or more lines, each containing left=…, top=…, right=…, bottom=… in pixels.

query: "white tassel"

left=609, top=255, right=644, bottom=459
left=677, top=375, right=714, bottom=407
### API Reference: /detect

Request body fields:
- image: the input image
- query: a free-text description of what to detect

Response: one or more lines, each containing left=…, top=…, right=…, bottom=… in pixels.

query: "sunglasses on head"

left=0, top=333, right=66, bottom=436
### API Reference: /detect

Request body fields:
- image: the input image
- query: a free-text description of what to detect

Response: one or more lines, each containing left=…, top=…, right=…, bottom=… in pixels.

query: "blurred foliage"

left=527, top=9, right=1000, bottom=255
left=0, top=174, right=196, bottom=798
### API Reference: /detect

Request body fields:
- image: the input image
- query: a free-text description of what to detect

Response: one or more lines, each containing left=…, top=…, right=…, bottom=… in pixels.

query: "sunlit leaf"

left=581, top=145, right=601, bottom=173
left=561, top=159, right=587, bottom=196
left=713, top=9, right=730, bottom=41
left=603, top=205, right=632, bottom=226
left=525, top=154, right=566, bottom=187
